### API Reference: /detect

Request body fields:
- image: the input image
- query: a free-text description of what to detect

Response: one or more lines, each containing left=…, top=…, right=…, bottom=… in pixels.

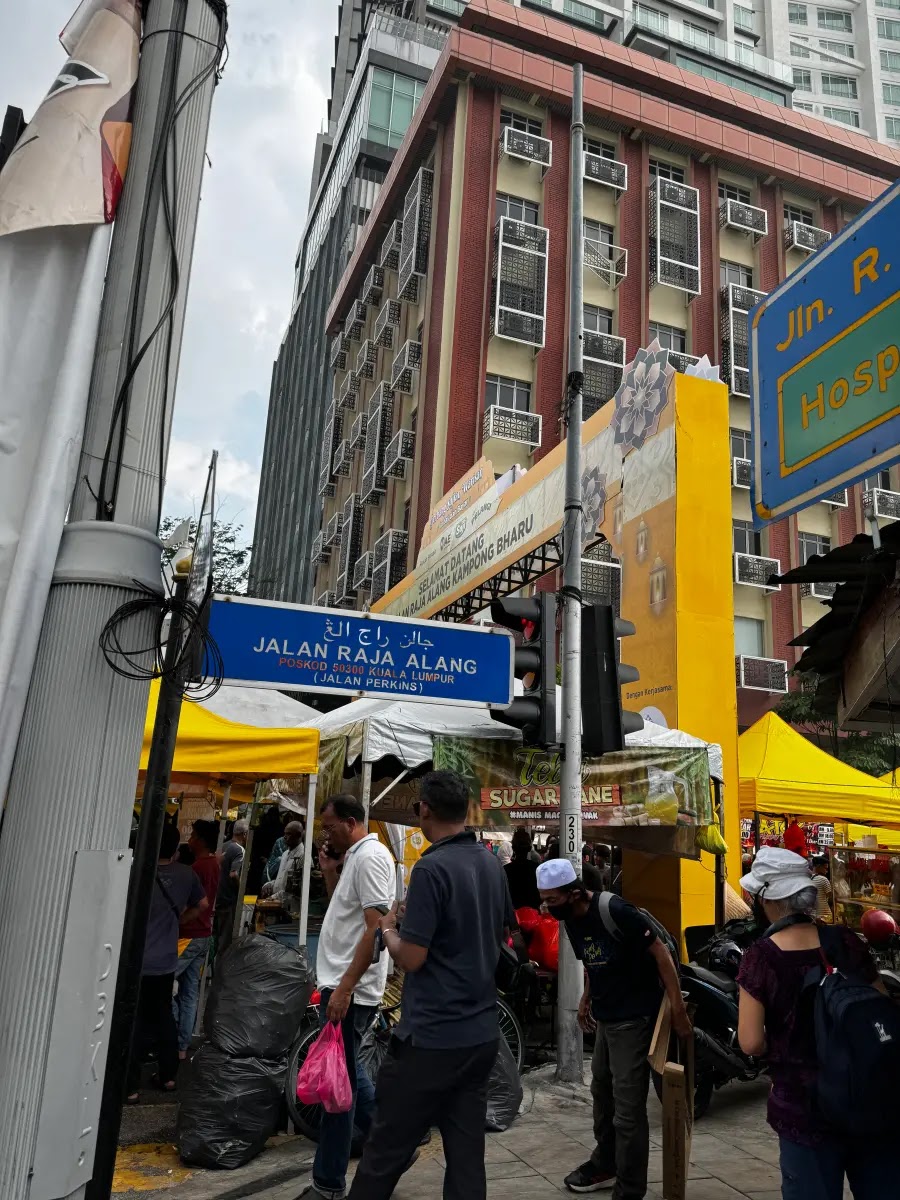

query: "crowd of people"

left=126, top=779, right=898, bottom=1200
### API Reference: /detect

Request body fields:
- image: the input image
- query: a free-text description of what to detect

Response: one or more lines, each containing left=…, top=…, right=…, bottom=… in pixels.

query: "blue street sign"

left=750, top=178, right=900, bottom=525
left=206, top=595, right=515, bottom=707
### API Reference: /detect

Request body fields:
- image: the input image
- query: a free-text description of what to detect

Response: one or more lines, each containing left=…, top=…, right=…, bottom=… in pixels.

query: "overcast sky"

left=1, top=0, right=337, bottom=541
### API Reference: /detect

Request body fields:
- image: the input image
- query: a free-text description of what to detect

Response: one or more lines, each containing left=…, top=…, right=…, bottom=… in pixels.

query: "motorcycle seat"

left=687, top=963, right=737, bottom=994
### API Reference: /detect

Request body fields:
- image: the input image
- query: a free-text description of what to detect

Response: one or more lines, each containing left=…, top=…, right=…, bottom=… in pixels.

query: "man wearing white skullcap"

left=537, top=858, right=690, bottom=1197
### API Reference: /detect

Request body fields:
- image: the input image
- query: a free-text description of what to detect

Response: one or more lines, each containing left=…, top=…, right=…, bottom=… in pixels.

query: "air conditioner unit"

left=732, top=457, right=751, bottom=489
left=735, top=654, right=788, bottom=693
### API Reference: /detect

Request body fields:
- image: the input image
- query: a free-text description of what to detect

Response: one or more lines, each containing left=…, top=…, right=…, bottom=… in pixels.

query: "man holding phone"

left=300, top=794, right=395, bottom=1200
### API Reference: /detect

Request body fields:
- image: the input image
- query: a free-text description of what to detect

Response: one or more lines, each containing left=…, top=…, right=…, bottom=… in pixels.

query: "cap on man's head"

left=536, top=858, right=577, bottom=890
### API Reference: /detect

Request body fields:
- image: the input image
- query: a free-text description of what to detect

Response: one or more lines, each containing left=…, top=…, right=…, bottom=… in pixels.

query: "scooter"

left=650, top=956, right=764, bottom=1118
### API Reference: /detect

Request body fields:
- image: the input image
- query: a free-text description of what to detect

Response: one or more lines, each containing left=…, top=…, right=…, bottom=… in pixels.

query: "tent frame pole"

left=298, top=774, right=318, bottom=952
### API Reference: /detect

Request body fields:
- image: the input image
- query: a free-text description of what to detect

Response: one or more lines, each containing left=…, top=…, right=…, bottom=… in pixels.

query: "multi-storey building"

left=309, top=0, right=900, bottom=730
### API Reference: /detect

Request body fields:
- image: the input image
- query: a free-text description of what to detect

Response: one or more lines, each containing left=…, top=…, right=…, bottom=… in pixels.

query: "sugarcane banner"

left=433, top=737, right=713, bottom=830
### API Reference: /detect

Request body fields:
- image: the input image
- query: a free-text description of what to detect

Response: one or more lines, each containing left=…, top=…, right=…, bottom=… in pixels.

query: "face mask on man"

left=545, top=890, right=583, bottom=921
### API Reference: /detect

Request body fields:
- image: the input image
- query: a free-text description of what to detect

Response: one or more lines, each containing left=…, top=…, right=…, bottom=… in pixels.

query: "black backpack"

left=597, top=891, right=680, bottom=964
left=800, top=924, right=900, bottom=1137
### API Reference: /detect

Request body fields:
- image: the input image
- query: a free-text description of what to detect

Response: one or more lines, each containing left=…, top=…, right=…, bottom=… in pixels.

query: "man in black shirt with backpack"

left=537, top=858, right=690, bottom=1198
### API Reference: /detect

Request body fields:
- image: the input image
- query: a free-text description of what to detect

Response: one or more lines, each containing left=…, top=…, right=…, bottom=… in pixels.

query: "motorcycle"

left=650, top=943, right=764, bottom=1119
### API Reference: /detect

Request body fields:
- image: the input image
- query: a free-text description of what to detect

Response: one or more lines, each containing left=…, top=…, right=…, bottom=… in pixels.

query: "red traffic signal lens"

left=522, top=619, right=537, bottom=641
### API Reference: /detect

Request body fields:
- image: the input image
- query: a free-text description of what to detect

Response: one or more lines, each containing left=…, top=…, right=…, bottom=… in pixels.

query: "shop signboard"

left=750, top=178, right=900, bottom=524
left=206, top=595, right=514, bottom=707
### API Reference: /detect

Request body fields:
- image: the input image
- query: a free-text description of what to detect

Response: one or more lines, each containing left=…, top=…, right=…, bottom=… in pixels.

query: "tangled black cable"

left=99, top=584, right=224, bottom=702
left=95, top=1, right=229, bottom=526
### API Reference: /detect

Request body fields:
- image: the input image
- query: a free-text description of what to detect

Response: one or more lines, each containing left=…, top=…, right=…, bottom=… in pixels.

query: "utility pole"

left=0, top=4, right=225, bottom=1197
left=557, top=62, right=585, bottom=1085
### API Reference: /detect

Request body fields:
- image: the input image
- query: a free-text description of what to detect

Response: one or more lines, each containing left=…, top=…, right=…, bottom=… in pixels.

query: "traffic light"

left=490, top=592, right=557, bottom=747
left=581, top=603, right=642, bottom=755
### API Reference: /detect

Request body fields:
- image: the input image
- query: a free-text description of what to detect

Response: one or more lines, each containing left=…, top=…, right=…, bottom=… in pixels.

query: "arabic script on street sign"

left=206, top=595, right=514, bottom=707
left=750, top=179, right=900, bottom=524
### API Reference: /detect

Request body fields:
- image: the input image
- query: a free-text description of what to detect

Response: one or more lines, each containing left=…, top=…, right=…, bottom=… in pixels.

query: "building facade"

left=310, top=0, right=900, bottom=729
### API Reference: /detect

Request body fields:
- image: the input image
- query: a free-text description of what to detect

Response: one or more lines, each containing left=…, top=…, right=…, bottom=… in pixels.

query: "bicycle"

left=285, top=977, right=525, bottom=1142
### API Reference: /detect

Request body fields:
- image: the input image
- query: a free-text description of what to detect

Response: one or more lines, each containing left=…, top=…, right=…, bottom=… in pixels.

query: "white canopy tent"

left=199, top=685, right=319, bottom=728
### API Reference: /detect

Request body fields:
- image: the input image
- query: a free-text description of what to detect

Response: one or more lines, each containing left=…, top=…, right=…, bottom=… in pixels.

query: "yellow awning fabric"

left=739, top=712, right=900, bottom=827
left=847, top=824, right=900, bottom=850
left=140, top=680, right=320, bottom=780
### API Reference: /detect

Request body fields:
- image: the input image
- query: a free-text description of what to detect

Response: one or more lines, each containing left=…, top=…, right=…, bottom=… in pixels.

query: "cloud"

left=2, top=1, right=338, bottom=551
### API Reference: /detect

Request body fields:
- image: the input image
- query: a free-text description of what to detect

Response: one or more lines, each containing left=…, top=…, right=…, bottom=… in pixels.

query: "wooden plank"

left=647, top=994, right=672, bottom=1076
left=661, top=1037, right=694, bottom=1200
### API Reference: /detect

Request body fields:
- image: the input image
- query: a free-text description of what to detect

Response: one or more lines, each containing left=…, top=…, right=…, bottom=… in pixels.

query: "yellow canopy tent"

left=739, top=712, right=900, bottom=828
left=140, top=679, right=320, bottom=780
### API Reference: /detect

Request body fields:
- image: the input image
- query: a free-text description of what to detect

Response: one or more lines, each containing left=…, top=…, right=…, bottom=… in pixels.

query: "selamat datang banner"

left=432, top=738, right=713, bottom=831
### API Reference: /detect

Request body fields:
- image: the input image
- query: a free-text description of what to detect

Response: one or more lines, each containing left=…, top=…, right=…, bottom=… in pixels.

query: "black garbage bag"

left=206, top=933, right=314, bottom=1058
left=484, top=1035, right=523, bottom=1132
left=177, top=1044, right=287, bottom=1169
left=358, top=1020, right=391, bottom=1086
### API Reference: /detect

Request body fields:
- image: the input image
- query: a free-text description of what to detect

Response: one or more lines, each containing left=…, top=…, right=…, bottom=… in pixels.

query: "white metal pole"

left=557, top=62, right=586, bottom=1085
left=361, top=760, right=373, bottom=824
left=297, top=775, right=318, bottom=951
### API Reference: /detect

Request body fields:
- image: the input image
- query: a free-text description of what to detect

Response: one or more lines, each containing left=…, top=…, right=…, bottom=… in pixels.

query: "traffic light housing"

left=581, top=603, right=642, bottom=755
left=490, top=592, right=557, bottom=747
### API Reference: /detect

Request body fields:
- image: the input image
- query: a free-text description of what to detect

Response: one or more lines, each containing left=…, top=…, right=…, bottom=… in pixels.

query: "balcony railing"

left=384, top=429, right=416, bottom=480
left=316, top=591, right=337, bottom=609
left=374, top=298, right=402, bottom=348
left=371, top=529, right=410, bottom=602
left=864, top=488, right=900, bottom=520
left=801, top=581, right=838, bottom=601
left=483, top=404, right=542, bottom=449
left=323, top=512, right=344, bottom=549
left=311, top=532, right=329, bottom=565
left=499, top=124, right=552, bottom=177
left=345, top=299, right=367, bottom=342
left=735, top=655, right=789, bottom=693
left=785, top=221, right=831, bottom=254
left=721, top=282, right=765, bottom=397
left=391, top=340, right=422, bottom=394
left=649, top=179, right=701, bottom=297
left=356, top=338, right=378, bottom=382
left=584, top=151, right=627, bottom=195
left=350, top=411, right=367, bottom=453
left=330, top=333, right=349, bottom=372
left=734, top=552, right=781, bottom=590
left=667, top=351, right=700, bottom=374
left=361, top=264, right=384, bottom=306
left=823, top=489, right=848, bottom=508
left=719, top=198, right=768, bottom=243
left=732, top=457, right=751, bottom=489
left=353, top=551, right=374, bottom=591
left=337, top=370, right=360, bottom=412
left=333, top=439, right=352, bottom=478
left=379, top=219, right=402, bottom=271
left=398, top=167, right=434, bottom=301
left=584, top=330, right=626, bottom=418
left=625, top=12, right=792, bottom=85
left=491, top=217, right=549, bottom=349
left=584, top=239, right=628, bottom=288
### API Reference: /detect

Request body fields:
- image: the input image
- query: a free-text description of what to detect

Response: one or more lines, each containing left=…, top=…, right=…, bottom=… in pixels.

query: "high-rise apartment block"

left=252, top=0, right=900, bottom=728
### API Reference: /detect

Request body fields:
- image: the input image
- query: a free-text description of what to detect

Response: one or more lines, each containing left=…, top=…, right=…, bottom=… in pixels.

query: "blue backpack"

left=800, top=924, right=900, bottom=1137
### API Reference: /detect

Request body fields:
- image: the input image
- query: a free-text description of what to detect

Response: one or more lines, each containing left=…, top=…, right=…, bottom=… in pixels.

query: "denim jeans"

left=312, top=988, right=378, bottom=1198
left=172, top=936, right=209, bottom=1053
left=779, top=1136, right=895, bottom=1200
left=590, top=1015, right=655, bottom=1200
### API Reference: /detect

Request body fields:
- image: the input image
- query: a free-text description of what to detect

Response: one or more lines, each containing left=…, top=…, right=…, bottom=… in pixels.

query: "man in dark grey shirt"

left=348, top=770, right=509, bottom=1200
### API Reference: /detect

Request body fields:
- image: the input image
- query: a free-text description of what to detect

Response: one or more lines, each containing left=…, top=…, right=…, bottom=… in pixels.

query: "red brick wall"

left=618, top=137, right=646, bottom=358
left=768, top=516, right=798, bottom=672
left=757, top=183, right=780, bottom=293
left=415, top=105, right=456, bottom=554
left=534, top=108, right=571, bottom=459
left=691, top=160, right=718, bottom=360
left=444, top=84, right=499, bottom=492
left=821, top=205, right=840, bottom=235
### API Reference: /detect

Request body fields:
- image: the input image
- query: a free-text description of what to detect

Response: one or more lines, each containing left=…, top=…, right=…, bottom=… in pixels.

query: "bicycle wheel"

left=285, top=1023, right=324, bottom=1141
left=497, top=997, right=525, bottom=1071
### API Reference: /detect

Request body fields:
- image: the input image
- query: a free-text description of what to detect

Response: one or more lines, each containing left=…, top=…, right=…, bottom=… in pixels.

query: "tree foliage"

left=775, top=676, right=899, bottom=778
left=160, top=515, right=252, bottom=595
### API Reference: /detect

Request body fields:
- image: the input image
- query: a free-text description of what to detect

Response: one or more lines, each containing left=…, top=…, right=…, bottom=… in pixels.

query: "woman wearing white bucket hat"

left=736, top=848, right=888, bottom=1199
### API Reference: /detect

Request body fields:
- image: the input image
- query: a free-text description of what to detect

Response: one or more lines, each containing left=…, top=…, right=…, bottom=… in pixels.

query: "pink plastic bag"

left=296, top=1021, right=353, bottom=1114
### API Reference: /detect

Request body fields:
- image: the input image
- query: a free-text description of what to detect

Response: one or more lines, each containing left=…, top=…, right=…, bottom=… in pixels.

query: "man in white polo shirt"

left=299, top=793, right=395, bottom=1200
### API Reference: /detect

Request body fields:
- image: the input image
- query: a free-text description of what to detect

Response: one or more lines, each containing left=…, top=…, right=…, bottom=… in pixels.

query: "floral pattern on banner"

left=612, top=344, right=673, bottom=455
left=581, top=466, right=607, bottom=539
